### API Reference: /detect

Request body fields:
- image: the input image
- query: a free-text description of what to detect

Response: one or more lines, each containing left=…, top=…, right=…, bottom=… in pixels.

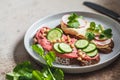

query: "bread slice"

left=55, top=49, right=100, bottom=66
left=92, top=39, right=114, bottom=53
left=77, top=50, right=100, bottom=66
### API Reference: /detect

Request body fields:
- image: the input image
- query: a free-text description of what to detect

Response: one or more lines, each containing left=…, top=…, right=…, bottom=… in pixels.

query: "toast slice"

left=61, top=14, right=90, bottom=39
left=92, top=39, right=114, bottom=53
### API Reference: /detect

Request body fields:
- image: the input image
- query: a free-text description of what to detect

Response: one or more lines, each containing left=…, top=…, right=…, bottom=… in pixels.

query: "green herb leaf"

left=67, top=20, right=80, bottom=28
left=67, top=13, right=80, bottom=28
left=90, top=22, right=96, bottom=30
left=6, top=61, right=64, bottom=80
left=32, top=70, right=43, bottom=80
left=6, top=61, right=33, bottom=80
left=44, top=51, right=56, bottom=67
left=32, top=44, right=44, bottom=57
left=85, top=32, right=95, bottom=41
left=99, top=33, right=105, bottom=39
left=100, top=28, right=112, bottom=39
left=53, top=68, right=64, bottom=80
left=32, top=44, right=56, bottom=67
left=68, top=13, right=78, bottom=20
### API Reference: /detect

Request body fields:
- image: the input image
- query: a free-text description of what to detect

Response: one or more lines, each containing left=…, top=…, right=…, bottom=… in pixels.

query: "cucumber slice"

left=53, top=43, right=64, bottom=53
left=59, top=43, right=72, bottom=53
left=75, top=40, right=89, bottom=49
left=55, top=28, right=63, bottom=33
left=47, top=28, right=62, bottom=42
left=86, top=49, right=98, bottom=57
left=83, top=43, right=96, bottom=53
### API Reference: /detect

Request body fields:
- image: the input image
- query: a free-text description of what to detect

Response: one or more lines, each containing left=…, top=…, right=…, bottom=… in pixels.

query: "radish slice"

left=62, top=14, right=70, bottom=25
left=94, top=36, right=107, bottom=41
left=92, top=39, right=111, bottom=46
left=77, top=18, right=87, bottom=27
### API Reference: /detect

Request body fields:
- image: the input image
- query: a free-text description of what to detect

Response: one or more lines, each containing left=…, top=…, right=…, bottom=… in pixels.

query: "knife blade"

left=83, top=1, right=120, bottom=22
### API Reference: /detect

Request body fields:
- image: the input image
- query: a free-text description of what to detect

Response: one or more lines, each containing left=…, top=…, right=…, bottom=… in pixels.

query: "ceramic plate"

left=24, top=11, right=120, bottom=73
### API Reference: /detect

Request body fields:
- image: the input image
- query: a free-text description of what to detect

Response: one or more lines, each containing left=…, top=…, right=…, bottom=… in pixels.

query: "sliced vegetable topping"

left=54, top=43, right=64, bottom=53
left=86, top=49, right=98, bottom=57
left=83, top=43, right=96, bottom=53
left=75, top=39, right=89, bottom=49
left=59, top=43, right=72, bottom=53
left=55, top=28, right=63, bottom=33
left=47, top=28, right=63, bottom=42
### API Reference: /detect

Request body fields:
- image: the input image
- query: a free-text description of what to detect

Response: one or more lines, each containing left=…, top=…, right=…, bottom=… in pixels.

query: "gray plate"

left=24, top=11, right=120, bottom=73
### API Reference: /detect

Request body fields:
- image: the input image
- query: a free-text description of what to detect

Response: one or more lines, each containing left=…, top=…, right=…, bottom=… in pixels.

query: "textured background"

left=0, top=0, right=120, bottom=80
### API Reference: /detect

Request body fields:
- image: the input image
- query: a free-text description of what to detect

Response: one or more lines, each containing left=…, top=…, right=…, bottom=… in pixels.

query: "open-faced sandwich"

left=32, top=13, right=114, bottom=66
left=61, top=13, right=114, bottom=53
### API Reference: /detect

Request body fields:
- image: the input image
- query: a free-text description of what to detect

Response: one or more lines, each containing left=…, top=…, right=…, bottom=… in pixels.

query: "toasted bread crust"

left=77, top=50, right=100, bottom=66
left=97, top=40, right=114, bottom=53
left=60, top=21, right=86, bottom=39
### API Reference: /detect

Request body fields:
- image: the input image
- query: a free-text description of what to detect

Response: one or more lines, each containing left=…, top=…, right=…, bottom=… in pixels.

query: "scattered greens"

left=86, top=22, right=112, bottom=40
left=6, top=44, right=64, bottom=80
left=6, top=61, right=64, bottom=80
left=67, top=13, right=83, bottom=28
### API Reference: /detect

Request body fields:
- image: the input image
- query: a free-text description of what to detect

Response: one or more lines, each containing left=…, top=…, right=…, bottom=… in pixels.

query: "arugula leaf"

left=67, top=13, right=80, bottom=28
left=85, top=32, right=95, bottom=41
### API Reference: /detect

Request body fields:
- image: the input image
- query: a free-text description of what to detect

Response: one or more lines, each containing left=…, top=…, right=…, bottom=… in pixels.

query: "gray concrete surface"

left=0, top=0, right=120, bottom=80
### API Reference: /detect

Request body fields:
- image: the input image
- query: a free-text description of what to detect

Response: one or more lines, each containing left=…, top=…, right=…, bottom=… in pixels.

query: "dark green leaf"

left=67, top=20, right=80, bottom=28
left=99, top=28, right=112, bottom=39
left=6, top=61, right=33, bottom=80
left=85, top=32, right=95, bottom=41
left=99, top=33, right=105, bottom=39
left=90, top=22, right=96, bottom=30
left=53, top=69, right=64, bottom=80
left=68, top=13, right=78, bottom=20
left=67, top=13, right=80, bottom=28
left=6, top=72, right=20, bottom=80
